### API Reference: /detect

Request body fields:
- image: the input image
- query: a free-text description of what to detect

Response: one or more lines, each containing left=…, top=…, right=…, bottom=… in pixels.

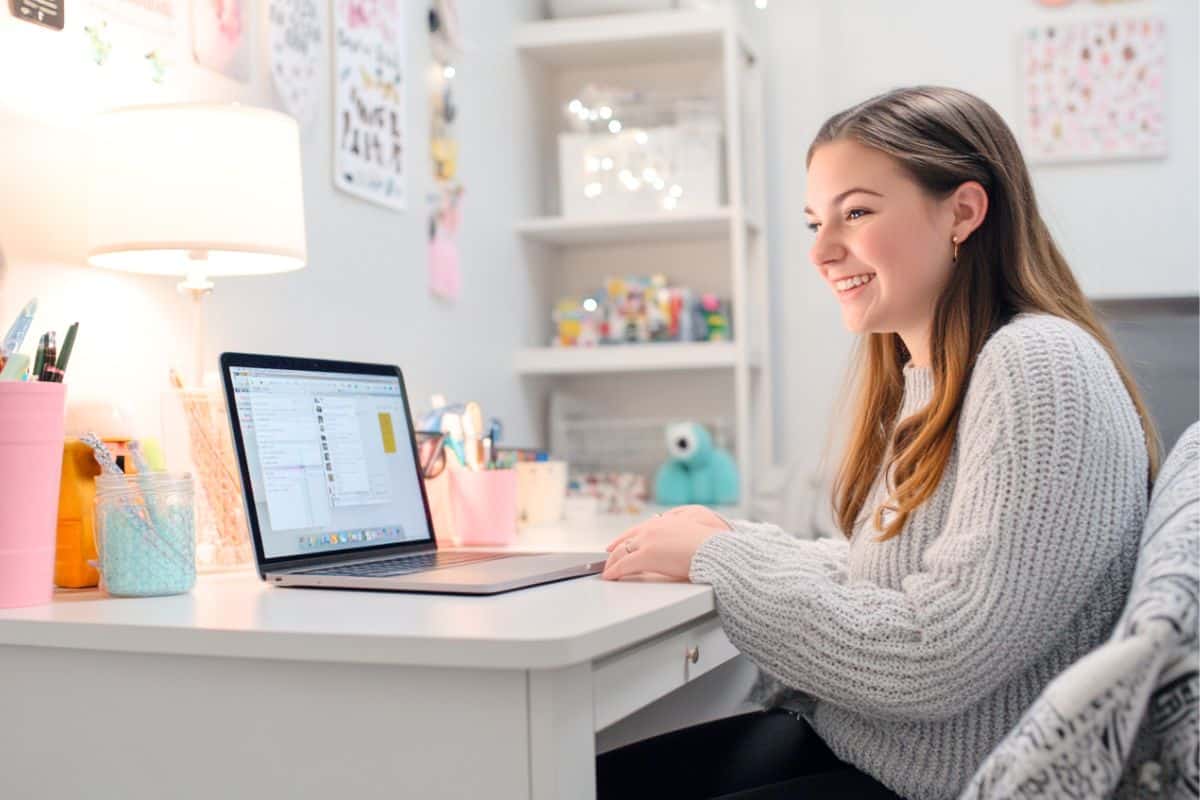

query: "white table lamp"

left=87, top=103, right=307, bottom=386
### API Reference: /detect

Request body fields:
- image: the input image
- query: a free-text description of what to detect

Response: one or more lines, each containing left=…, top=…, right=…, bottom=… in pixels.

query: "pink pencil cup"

left=0, top=382, right=67, bottom=609
left=449, top=468, right=518, bottom=547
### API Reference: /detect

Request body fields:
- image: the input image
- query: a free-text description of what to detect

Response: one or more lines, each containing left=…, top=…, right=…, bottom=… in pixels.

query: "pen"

left=32, top=333, right=47, bottom=379
left=54, top=321, right=78, bottom=381
left=39, top=331, right=57, bottom=382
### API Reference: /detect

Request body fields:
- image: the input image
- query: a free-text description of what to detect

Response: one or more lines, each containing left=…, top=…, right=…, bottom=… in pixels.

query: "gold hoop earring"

left=952, top=236, right=959, bottom=263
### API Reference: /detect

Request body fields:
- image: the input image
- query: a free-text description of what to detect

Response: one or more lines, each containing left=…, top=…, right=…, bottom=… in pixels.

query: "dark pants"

left=595, top=709, right=904, bottom=799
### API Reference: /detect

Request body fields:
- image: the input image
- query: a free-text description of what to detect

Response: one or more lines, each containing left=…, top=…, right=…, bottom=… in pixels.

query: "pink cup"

left=0, top=382, right=67, bottom=608
left=449, top=468, right=518, bottom=547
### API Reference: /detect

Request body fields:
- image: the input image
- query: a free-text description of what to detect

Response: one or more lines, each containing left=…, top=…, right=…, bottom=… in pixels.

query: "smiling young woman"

left=596, top=86, right=1159, bottom=800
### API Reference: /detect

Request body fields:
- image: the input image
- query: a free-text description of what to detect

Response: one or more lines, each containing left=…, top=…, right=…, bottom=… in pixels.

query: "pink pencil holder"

left=0, top=382, right=67, bottom=609
left=448, top=468, right=518, bottom=547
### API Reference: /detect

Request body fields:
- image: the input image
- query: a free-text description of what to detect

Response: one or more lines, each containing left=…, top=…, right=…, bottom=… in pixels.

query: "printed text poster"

left=333, top=0, right=406, bottom=210
left=269, top=0, right=322, bottom=128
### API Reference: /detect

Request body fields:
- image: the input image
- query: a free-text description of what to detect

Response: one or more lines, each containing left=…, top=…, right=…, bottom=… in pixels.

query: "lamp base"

left=178, top=279, right=214, bottom=389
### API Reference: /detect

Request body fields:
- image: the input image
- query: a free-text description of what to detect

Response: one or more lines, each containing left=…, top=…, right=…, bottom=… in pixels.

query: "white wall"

left=760, top=0, right=1200, bottom=514
left=0, top=0, right=544, bottom=450
left=2, top=0, right=1195, bottom=495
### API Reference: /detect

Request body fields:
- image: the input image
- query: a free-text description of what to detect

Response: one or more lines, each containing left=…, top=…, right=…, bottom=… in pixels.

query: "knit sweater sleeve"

left=688, top=317, right=1147, bottom=722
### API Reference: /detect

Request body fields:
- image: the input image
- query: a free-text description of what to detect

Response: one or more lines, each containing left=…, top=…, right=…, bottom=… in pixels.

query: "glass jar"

left=93, top=473, right=196, bottom=597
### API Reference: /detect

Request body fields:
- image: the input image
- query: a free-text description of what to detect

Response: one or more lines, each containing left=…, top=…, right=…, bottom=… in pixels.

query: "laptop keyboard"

left=297, top=551, right=508, bottom=578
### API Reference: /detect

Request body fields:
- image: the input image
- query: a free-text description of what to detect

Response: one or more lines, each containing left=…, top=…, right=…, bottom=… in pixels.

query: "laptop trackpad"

left=415, top=553, right=606, bottom=584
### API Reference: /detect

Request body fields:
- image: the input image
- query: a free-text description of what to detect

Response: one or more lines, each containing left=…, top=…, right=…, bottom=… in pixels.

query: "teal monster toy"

left=653, top=422, right=740, bottom=506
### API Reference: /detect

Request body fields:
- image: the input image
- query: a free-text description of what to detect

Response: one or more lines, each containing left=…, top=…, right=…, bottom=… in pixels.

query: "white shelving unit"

left=516, top=341, right=743, bottom=375
left=513, top=5, right=774, bottom=503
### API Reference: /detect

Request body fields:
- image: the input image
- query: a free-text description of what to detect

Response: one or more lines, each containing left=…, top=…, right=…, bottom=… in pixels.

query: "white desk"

left=0, top=512, right=748, bottom=799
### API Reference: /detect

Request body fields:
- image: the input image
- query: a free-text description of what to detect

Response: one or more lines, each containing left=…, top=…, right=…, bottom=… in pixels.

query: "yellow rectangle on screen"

left=378, top=412, right=397, bottom=454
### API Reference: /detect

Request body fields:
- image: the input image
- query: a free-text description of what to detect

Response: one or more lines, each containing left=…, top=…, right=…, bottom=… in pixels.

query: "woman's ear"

left=950, top=180, right=988, bottom=244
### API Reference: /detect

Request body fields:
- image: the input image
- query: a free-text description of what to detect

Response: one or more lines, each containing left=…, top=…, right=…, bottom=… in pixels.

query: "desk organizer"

left=56, top=437, right=137, bottom=588
left=448, top=468, right=518, bottom=547
left=516, top=460, right=567, bottom=526
left=93, top=472, right=196, bottom=597
left=0, top=382, right=67, bottom=608
left=168, top=387, right=253, bottom=570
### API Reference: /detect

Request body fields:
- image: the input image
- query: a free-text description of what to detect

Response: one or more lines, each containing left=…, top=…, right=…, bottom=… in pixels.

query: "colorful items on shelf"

left=567, top=471, right=648, bottom=514
left=551, top=275, right=731, bottom=347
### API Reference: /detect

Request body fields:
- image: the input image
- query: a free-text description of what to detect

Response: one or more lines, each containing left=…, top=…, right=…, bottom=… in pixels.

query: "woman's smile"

left=830, top=272, right=877, bottom=304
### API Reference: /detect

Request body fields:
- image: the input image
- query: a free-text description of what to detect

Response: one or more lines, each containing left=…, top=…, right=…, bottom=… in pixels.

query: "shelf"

left=515, top=342, right=740, bottom=375
left=517, top=208, right=734, bottom=246
left=514, top=11, right=726, bottom=67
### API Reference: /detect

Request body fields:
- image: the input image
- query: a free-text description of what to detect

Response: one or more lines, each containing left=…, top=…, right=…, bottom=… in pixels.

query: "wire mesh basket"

left=549, top=391, right=734, bottom=482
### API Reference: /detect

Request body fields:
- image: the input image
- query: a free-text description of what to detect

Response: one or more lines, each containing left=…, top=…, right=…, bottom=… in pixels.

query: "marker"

left=54, top=321, right=78, bottom=381
left=39, top=331, right=56, bottom=382
left=32, top=333, right=47, bottom=379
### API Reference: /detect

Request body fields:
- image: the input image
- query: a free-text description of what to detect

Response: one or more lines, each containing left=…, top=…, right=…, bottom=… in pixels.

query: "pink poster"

left=191, top=0, right=251, bottom=82
left=1022, top=16, right=1167, bottom=163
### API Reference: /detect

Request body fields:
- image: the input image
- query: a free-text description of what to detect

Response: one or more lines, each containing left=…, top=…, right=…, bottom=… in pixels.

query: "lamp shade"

left=86, top=104, right=307, bottom=278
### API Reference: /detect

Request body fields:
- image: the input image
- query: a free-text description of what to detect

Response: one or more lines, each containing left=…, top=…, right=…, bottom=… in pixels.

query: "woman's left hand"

left=602, top=507, right=732, bottom=582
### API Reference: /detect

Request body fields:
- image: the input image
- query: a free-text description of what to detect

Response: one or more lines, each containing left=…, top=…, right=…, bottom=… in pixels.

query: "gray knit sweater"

left=689, top=314, right=1150, bottom=800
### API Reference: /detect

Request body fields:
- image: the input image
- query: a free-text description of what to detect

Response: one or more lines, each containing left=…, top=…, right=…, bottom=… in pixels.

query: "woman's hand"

left=602, top=505, right=733, bottom=582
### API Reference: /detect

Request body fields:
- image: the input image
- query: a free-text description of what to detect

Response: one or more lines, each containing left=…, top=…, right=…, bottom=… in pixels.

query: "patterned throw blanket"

left=962, top=423, right=1199, bottom=799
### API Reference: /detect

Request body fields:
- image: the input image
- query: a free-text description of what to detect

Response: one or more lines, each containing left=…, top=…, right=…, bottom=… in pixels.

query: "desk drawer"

left=593, top=616, right=737, bottom=730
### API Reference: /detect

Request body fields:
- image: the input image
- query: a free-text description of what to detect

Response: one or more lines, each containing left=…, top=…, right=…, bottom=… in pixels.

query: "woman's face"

left=804, top=140, right=957, bottom=340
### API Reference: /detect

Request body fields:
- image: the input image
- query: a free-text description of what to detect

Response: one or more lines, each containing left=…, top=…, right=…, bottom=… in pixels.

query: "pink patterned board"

left=1021, top=16, right=1167, bottom=163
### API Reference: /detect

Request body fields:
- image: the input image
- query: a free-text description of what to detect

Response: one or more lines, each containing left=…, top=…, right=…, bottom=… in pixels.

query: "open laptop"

left=220, top=352, right=608, bottom=594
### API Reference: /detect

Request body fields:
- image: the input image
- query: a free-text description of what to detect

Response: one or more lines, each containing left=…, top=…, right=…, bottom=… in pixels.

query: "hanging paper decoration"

left=1022, top=16, right=1166, bottom=163
left=191, top=0, right=252, bottom=82
left=83, top=20, right=113, bottom=63
left=268, top=0, right=323, bottom=129
left=427, top=0, right=463, bottom=300
left=78, top=0, right=176, bottom=83
left=428, top=185, right=462, bottom=300
left=333, top=0, right=406, bottom=210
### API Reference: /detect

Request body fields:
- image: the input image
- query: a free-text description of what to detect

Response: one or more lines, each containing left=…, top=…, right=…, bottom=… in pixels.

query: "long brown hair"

left=812, top=86, right=1161, bottom=541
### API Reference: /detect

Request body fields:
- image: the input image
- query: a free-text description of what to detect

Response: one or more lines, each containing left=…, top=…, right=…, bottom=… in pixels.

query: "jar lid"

left=95, top=472, right=193, bottom=496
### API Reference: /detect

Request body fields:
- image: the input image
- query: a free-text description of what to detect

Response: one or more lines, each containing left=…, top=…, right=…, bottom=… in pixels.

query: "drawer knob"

left=686, top=646, right=700, bottom=664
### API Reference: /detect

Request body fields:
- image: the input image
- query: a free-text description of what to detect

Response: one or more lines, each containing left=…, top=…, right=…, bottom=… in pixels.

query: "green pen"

left=32, top=333, right=47, bottom=379
left=55, top=321, right=78, bottom=381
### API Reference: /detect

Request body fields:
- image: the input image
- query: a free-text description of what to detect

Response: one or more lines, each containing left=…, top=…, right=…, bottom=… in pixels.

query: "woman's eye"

left=807, top=210, right=868, bottom=232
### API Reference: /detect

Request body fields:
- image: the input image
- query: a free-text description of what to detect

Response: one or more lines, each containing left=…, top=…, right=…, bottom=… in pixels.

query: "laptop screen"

left=227, top=364, right=434, bottom=560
